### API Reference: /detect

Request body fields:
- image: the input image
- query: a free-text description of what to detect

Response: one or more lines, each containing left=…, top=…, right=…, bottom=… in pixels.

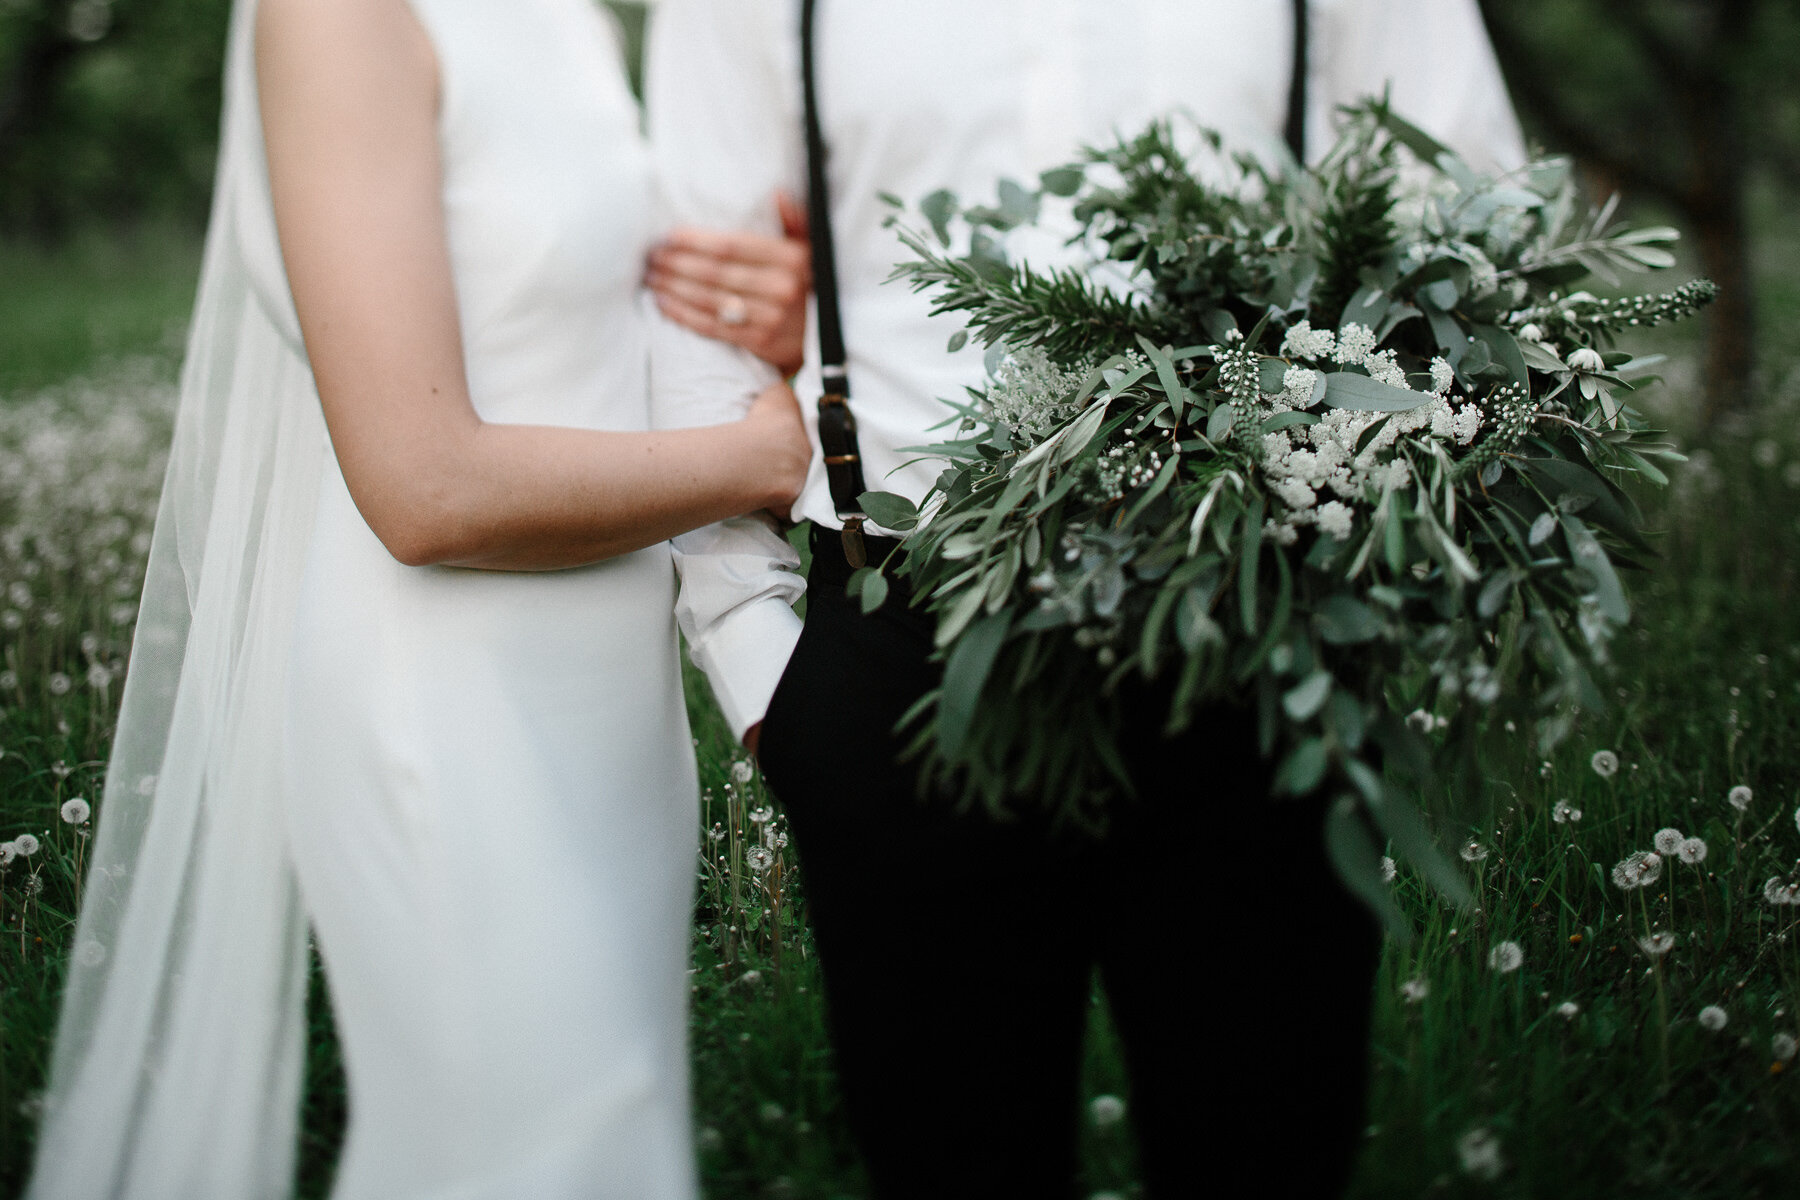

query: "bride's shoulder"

left=256, top=0, right=437, bottom=97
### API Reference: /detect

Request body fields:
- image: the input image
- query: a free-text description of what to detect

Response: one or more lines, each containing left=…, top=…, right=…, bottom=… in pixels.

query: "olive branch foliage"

left=851, top=101, right=1712, bottom=927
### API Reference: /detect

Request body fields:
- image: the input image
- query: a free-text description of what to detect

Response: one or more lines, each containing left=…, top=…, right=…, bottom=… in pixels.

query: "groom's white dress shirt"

left=648, top=0, right=1525, bottom=740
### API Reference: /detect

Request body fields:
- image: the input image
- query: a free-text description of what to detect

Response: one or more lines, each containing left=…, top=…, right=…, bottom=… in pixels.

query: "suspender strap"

left=801, top=0, right=868, bottom=560
left=1285, top=0, right=1310, bottom=162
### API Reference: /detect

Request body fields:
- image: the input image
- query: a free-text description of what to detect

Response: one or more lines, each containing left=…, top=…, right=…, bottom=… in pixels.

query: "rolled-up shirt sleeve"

left=645, top=0, right=807, bottom=743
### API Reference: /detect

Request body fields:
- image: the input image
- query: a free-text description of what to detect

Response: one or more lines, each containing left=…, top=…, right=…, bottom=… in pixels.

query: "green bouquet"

left=851, top=101, right=1713, bottom=918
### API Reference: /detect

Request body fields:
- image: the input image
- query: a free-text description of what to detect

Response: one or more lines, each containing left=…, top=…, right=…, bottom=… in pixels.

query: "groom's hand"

left=646, top=191, right=811, bottom=376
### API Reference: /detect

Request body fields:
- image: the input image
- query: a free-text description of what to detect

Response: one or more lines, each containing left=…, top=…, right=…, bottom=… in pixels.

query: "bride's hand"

left=646, top=191, right=811, bottom=376
left=742, top=379, right=810, bottom=520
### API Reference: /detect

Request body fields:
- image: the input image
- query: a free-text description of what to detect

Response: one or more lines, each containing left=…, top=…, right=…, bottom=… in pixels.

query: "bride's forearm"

left=400, top=417, right=792, bottom=572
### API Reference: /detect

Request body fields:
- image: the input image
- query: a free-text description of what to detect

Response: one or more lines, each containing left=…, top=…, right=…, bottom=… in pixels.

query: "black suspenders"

left=799, top=0, right=1311, bottom=564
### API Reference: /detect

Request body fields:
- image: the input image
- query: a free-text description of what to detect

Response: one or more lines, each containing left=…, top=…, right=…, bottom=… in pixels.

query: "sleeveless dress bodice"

left=281, top=5, right=699, bottom=1197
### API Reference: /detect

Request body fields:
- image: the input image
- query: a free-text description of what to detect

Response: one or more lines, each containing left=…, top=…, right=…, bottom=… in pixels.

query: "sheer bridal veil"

left=27, top=0, right=331, bottom=1194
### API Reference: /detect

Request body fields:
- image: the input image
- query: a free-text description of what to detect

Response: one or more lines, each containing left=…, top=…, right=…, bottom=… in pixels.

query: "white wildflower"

left=1281, top=366, right=1321, bottom=409
left=1552, top=800, right=1582, bottom=825
left=1728, top=785, right=1753, bottom=811
left=1280, top=319, right=1336, bottom=360
left=1364, top=349, right=1408, bottom=389
left=1653, top=828, right=1685, bottom=855
left=1555, top=1001, right=1581, bottom=1020
left=60, top=798, right=90, bottom=825
left=1698, top=1005, right=1728, bottom=1032
left=1089, top=1094, right=1127, bottom=1128
left=1333, top=322, right=1378, bottom=367
left=1429, top=357, right=1456, bottom=395
left=1457, top=1127, right=1505, bottom=1182
left=1314, top=500, right=1355, bottom=541
left=1400, top=978, right=1430, bottom=1004
left=1590, top=750, right=1619, bottom=778
left=1271, top=476, right=1317, bottom=512
left=1488, top=941, right=1524, bottom=973
left=986, top=346, right=1088, bottom=441
left=1611, top=851, right=1662, bottom=891
left=1636, top=931, right=1676, bottom=958
left=1567, top=346, right=1606, bottom=374
left=1677, top=837, right=1708, bottom=865
left=1450, top=404, right=1484, bottom=446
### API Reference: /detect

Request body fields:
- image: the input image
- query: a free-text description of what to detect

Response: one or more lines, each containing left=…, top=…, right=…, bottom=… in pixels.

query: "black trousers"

left=757, top=528, right=1382, bottom=1199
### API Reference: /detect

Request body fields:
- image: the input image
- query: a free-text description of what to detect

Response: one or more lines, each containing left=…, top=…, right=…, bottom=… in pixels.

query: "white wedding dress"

left=25, top=1, right=699, bottom=1197
left=281, top=2, right=699, bottom=1197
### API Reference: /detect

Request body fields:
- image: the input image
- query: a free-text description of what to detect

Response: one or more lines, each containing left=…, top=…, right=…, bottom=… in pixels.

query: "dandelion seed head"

left=1775, top=1033, right=1798, bottom=1062
left=1653, top=827, right=1684, bottom=855
left=1590, top=749, right=1619, bottom=778
left=1089, top=1094, right=1127, bottom=1128
left=746, top=846, right=774, bottom=874
left=1729, top=785, right=1753, bottom=811
left=60, top=798, right=90, bottom=825
left=747, top=805, right=774, bottom=825
left=1555, top=1001, right=1580, bottom=1020
left=1380, top=856, right=1396, bottom=883
left=1637, top=931, right=1676, bottom=958
left=1677, top=837, right=1708, bottom=865
left=1611, top=850, right=1662, bottom=891
left=1488, top=941, right=1524, bottom=973
left=1699, top=1005, right=1728, bottom=1032
left=729, top=760, right=754, bottom=785
left=1460, top=840, right=1489, bottom=864
left=12, top=833, right=39, bottom=857
left=1552, top=800, right=1582, bottom=825
left=1400, top=978, right=1430, bottom=1004
left=1457, top=1127, right=1504, bottom=1182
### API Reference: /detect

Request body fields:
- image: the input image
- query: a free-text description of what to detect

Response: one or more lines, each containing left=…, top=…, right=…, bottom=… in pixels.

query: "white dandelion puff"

left=1089, top=1094, right=1127, bottom=1128
left=1729, top=785, right=1753, bottom=811
left=1611, top=851, right=1662, bottom=891
left=1677, top=837, right=1708, bottom=865
left=1774, top=1033, right=1798, bottom=1062
left=1400, top=978, right=1430, bottom=1004
left=1488, top=941, right=1524, bottom=973
left=1698, top=1005, right=1728, bottom=1032
left=1653, top=828, right=1685, bottom=855
left=48, top=673, right=72, bottom=696
left=60, top=798, right=90, bottom=825
left=1552, top=800, right=1582, bottom=825
left=1555, top=1001, right=1581, bottom=1020
left=729, top=760, right=755, bottom=785
left=1590, top=749, right=1619, bottom=778
left=746, top=846, right=775, bottom=874
left=1457, top=1127, right=1505, bottom=1182
left=1636, top=931, right=1676, bottom=958
left=1380, top=856, right=1397, bottom=884
left=0, top=843, right=15, bottom=867
left=748, top=805, right=774, bottom=825
left=1460, top=841, right=1490, bottom=864
left=12, top=833, right=39, bottom=857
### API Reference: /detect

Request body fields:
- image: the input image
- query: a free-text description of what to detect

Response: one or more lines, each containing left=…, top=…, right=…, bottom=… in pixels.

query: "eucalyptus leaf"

left=1322, top=373, right=1433, bottom=412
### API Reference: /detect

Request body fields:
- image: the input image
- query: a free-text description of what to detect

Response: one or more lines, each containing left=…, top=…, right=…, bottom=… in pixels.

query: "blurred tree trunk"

left=1478, top=0, right=1760, bottom=424
left=0, top=2, right=86, bottom=237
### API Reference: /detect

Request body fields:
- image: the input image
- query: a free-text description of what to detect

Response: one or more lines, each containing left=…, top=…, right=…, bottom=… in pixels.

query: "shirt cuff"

left=687, top=593, right=803, bottom=744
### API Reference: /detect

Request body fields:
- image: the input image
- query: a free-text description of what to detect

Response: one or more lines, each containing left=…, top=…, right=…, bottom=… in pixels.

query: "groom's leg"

left=757, top=531, right=1094, bottom=1200
left=1101, top=698, right=1383, bottom=1198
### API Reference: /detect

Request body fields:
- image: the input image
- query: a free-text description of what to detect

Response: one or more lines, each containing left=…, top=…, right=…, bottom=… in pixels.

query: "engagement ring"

left=718, top=294, right=749, bottom=326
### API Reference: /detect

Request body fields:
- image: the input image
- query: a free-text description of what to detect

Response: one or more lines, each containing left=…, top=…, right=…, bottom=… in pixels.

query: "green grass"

left=1, top=219, right=1798, bottom=1198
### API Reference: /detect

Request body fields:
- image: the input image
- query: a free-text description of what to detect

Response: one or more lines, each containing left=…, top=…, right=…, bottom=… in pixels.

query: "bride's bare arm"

left=256, top=0, right=807, bottom=571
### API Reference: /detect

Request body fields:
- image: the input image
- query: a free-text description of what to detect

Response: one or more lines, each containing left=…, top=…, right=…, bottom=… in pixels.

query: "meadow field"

left=0, top=202, right=1797, bottom=1197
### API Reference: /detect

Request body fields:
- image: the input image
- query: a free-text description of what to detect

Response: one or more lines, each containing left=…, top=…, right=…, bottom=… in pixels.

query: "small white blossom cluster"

left=1089, top=442, right=1163, bottom=504
left=1253, top=322, right=1480, bottom=542
left=985, top=346, right=1089, bottom=442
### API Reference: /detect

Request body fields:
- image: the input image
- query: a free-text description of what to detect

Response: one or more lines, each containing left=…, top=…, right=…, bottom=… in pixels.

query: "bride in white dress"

left=23, top=1, right=808, bottom=1197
